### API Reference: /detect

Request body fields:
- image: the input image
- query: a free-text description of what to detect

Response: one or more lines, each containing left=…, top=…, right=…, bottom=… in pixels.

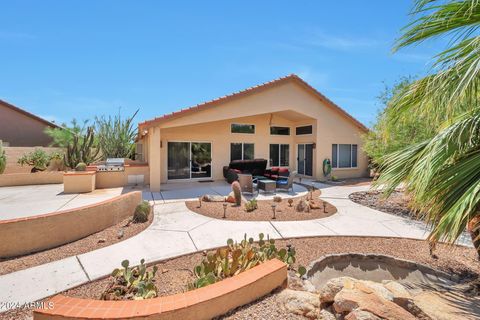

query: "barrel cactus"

left=133, top=200, right=151, bottom=223
left=231, top=181, right=242, bottom=206
left=75, top=162, right=87, bottom=171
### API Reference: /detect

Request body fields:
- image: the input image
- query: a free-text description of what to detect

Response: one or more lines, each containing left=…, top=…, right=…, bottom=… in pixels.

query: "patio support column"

left=315, top=127, right=326, bottom=182
left=149, top=126, right=161, bottom=192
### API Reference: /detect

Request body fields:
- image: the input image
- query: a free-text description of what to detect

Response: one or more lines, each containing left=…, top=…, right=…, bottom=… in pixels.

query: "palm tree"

left=375, top=0, right=480, bottom=258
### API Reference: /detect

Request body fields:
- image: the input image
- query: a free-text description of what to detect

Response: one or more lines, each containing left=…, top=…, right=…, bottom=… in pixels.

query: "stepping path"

left=0, top=183, right=473, bottom=312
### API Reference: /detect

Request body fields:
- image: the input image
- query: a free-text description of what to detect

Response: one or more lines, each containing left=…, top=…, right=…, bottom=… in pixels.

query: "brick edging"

left=33, top=259, right=287, bottom=320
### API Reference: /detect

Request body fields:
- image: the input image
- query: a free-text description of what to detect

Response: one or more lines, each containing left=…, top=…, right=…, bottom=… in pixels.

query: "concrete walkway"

left=0, top=182, right=473, bottom=312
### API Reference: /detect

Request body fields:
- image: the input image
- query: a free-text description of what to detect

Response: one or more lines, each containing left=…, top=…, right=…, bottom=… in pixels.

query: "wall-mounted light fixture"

left=312, top=143, right=316, bottom=149
left=142, top=130, right=148, bottom=136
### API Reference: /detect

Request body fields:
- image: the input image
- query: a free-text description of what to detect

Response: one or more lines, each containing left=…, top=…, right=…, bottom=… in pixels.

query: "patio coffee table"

left=257, top=179, right=276, bottom=194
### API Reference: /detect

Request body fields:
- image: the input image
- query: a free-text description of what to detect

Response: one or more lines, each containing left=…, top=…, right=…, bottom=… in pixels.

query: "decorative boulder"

left=319, top=277, right=356, bottom=304
left=277, top=289, right=319, bottom=319
left=345, top=309, right=382, bottom=320
left=201, top=194, right=225, bottom=202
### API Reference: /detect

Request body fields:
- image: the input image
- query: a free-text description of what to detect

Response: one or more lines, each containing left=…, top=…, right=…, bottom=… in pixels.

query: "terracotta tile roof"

left=139, top=74, right=368, bottom=132
left=0, top=99, right=60, bottom=129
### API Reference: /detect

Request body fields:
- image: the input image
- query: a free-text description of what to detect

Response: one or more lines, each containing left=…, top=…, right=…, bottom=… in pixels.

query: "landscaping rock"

left=355, top=280, right=394, bottom=301
left=225, top=192, right=235, bottom=203
left=277, top=289, right=319, bottom=319
left=318, top=308, right=336, bottom=320
left=345, top=309, right=381, bottom=320
left=333, top=288, right=416, bottom=320
left=382, top=280, right=412, bottom=300
left=318, top=276, right=356, bottom=304
left=201, top=194, right=225, bottom=202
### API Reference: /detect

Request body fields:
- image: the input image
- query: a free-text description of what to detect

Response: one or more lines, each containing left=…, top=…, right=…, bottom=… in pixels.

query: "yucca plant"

left=375, top=0, right=480, bottom=258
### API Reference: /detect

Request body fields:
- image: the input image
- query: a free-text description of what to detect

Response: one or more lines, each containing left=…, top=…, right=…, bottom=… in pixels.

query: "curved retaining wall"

left=33, top=259, right=287, bottom=320
left=0, top=191, right=142, bottom=258
left=0, top=172, right=64, bottom=187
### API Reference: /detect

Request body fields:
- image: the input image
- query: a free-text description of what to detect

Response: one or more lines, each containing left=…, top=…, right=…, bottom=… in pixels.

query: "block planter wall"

left=0, top=171, right=64, bottom=187
left=0, top=191, right=142, bottom=258
left=63, top=171, right=96, bottom=193
left=33, top=259, right=288, bottom=320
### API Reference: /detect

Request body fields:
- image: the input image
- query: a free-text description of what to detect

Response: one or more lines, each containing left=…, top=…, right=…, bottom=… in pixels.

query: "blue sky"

left=0, top=1, right=442, bottom=127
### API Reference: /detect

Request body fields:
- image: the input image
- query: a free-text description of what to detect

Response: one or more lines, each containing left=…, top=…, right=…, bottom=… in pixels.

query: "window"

left=231, top=143, right=254, bottom=161
left=231, top=123, right=255, bottom=134
left=296, top=125, right=313, bottom=135
left=269, top=144, right=289, bottom=167
left=332, top=144, right=358, bottom=168
left=270, top=126, right=290, bottom=135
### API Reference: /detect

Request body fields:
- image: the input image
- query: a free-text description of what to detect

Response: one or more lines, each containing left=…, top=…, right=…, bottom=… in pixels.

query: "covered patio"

left=145, top=179, right=309, bottom=204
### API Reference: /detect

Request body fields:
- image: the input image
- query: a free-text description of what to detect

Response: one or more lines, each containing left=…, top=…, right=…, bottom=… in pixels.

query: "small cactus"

left=75, top=162, right=87, bottom=171
left=231, top=181, right=242, bottom=206
left=133, top=200, right=151, bottom=223
left=244, top=199, right=258, bottom=212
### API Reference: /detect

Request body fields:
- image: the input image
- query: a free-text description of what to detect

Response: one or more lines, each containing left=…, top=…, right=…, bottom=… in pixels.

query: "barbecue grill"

left=96, top=158, right=125, bottom=172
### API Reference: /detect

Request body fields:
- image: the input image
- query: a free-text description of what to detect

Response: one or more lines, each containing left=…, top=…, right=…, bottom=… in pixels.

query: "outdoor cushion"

left=276, top=179, right=288, bottom=185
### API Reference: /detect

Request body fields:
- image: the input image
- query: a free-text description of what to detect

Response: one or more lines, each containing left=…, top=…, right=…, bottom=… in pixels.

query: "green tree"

left=95, top=109, right=139, bottom=159
left=375, top=0, right=480, bottom=257
left=362, top=77, right=439, bottom=166
left=44, top=119, right=89, bottom=148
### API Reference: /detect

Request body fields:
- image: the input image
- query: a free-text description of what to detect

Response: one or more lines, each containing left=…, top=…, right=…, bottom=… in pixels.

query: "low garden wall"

left=0, top=191, right=142, bottom=258
left=0, top=171, right=64, bottom=187
left=3, top=146, right=63, bottom=174
left=33, top=259, right=287, bottom=320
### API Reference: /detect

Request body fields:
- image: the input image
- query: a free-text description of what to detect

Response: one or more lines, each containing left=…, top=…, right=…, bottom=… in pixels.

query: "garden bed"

left=348, top=190, right=416, bottom=219
left=185, top=190, right=337, bottom=221
left=0, top=213, right=153, bottom=276
left=2, top=236, right=478, bottom=320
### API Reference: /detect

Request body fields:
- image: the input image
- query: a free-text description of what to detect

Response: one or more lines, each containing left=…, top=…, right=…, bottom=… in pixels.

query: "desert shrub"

left=189, top=233, right=305, bottom=290
left=17, top=149, right=49, bottom=173
left=133, top=200, right=151, bottom=223
left=0, top=144, right=6, bottom=174
left=102, top=259, right=158, bottom=300
left=273, top=196, right=282, bottom=203
left=75, top=162, right=87, bottom=171
left=231, top=181, right=242, bottom=205
left=244, top=199, right=258, bottom=212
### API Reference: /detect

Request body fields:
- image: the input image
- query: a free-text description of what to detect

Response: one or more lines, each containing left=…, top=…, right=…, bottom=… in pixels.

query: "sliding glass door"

left=167, top=141, right=212, bottom=180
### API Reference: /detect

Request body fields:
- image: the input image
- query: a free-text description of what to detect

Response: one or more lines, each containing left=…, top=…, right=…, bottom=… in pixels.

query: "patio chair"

left=238, top=173, right=254, bottom=194
left=276, top=171, right=296, bottom=193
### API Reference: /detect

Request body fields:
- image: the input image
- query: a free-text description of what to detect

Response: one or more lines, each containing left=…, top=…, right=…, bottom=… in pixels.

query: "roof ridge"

left=0, top=99, right=60, bottom=129
left=139, top=74, right=368, bottom=132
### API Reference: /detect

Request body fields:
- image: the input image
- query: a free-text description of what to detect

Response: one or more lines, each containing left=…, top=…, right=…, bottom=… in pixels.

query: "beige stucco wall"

left=95, top=165, right=150, bottom=189
left=3, top=147, right=64, bottom=174
left=143, top=81, right=369, bottom=188
left=0, top=104, right=55, bottom=147
left=63, top=171, right=96, bottom=193
left=0, top=171, right=64, bottom=187
left=0, top=191, right=142, bottom=258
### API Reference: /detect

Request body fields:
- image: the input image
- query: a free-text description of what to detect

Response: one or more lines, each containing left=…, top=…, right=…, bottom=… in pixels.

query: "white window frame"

left=270, top=126, right=290, bottom=136
left=230, top=123, right=255, bottom=134
left=295, top=124, right=313, bottom=136
left=269, top=143, right=290, bottom=167
left=230, top=142, right=254, bottom=161
left=332, top=144, right=358, bottom=169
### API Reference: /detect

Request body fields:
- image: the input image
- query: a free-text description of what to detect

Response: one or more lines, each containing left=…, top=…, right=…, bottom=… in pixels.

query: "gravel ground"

left=185, top=190, right=337, bottom=221
left=0, top=214, right=153, bottom=276
left=2, top=236, right=478, bottom=320
left=349, top=189, right=417, bottom=219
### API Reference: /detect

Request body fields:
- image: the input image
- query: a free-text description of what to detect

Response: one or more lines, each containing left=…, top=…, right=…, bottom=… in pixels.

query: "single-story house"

left=137, top=74, right=369, bottom=192
left=0, top=99, right=59, bottom=147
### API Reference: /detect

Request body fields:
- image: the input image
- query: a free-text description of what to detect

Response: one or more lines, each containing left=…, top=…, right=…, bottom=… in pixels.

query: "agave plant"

left=375, top=0, right=480, bottom=258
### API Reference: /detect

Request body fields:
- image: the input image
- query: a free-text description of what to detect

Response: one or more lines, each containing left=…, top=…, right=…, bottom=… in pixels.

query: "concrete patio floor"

left=0, top=181, right=474, bottom=312
left=0, top=184, right=127, bottom=220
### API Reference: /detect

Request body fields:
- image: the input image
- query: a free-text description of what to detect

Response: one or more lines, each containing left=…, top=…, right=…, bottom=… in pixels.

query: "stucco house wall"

left=0, top=99, right=58, bottom=147
left=139, top=75, right=369, bottom=191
